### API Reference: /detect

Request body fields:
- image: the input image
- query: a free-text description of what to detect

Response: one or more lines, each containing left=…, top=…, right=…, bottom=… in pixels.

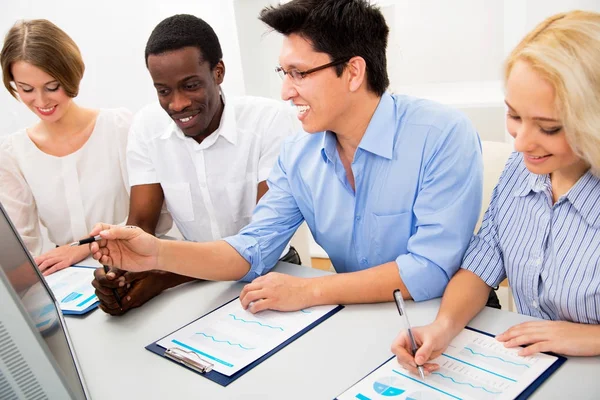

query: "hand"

left=239, top=272, right=313, bottom=313
left=35, top=245, right=90, bottom=276
left=391, top=320, right=456, bottom=376
left=496, top=320, right=600, bottom=357
left=89, top=223, right=160, bottom=272
left=91, top=267, right=168, bottom=316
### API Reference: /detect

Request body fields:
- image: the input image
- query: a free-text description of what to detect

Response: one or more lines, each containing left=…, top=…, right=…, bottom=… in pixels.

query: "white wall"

left=0, top=0, right=245, bottom=136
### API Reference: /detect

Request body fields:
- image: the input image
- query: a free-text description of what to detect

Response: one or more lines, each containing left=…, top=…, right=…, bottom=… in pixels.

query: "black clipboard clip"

left=165, top=347, right=214, bottom=373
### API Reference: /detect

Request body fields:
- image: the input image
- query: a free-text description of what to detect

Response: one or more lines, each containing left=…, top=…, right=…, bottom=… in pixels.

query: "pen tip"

left=68, top=242, right=78, bottom=247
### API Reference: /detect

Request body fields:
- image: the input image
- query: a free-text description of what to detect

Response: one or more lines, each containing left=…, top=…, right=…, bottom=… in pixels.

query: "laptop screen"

left=0, top=203, right=87, bottom=399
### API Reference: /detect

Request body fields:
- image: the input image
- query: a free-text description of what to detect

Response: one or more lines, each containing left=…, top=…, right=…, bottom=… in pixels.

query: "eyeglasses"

left=275, top=57, right=351, bottom=84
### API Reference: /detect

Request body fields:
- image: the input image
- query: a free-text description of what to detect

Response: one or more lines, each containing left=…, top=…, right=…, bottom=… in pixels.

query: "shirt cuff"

left=128, top=172, right=158, bottom=187
left=395, top=254, right=452, bottom=302
left=223, top=234, right=265, bottom=282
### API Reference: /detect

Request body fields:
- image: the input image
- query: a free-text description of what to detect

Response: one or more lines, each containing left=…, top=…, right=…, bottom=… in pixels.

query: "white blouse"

left=0, top=108, right=132, bottom=255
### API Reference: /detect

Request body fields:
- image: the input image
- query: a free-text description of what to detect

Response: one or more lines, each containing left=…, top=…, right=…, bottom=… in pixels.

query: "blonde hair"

left=505, top=10, right=600, bottom=175
left=1, top=19, right=84, bottom=99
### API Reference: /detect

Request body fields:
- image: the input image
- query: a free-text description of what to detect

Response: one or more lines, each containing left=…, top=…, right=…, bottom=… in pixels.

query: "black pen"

left=393, top=289, right=425, bottom=379
left=68, top=235, right=102, bottom=247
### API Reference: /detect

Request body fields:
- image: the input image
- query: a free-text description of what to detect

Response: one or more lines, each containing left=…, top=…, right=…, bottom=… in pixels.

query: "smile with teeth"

left=529, top=155, right=550, bottom=159
left=297, top=105, right=310, bottom=114
left=179, top=116, right=193, bottom=123
left=37, top=106, right=55, bottom=112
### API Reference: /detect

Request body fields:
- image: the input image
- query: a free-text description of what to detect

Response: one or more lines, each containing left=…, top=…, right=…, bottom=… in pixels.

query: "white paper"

left=44, top=266, right=98, bottom=313
left=157, top=299, right=338, bottom=376
left=337, top=329, right=559, bottom=400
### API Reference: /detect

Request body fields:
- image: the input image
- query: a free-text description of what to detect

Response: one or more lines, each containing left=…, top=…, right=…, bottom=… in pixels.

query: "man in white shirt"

left=92, top=14, right=299, bottom=315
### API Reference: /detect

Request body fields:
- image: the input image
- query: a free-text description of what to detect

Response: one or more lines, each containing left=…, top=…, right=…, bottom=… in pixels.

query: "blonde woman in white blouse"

left=0, top=19, right=132, bottom=275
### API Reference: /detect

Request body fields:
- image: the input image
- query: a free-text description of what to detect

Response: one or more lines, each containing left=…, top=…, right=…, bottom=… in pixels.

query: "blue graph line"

left=194, top=332, right=255, bottom=350
left=228, top=314, right=284, bottom=331
left=431, top=372, right=502, bottom=394
left=464, top=347, right=530, bottom=368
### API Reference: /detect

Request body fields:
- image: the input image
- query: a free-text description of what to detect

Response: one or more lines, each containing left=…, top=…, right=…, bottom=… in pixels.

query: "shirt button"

left=532, top=300, right=538, bottom=308
left=360, top=258, right=368, bottom=265
left=355, top=215, right=361, bottom=221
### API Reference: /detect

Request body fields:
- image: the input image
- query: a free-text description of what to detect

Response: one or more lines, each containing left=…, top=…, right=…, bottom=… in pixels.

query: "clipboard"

left=146, top=297, right=343, bottom=386
left=335, top=326, right=567, bottom=400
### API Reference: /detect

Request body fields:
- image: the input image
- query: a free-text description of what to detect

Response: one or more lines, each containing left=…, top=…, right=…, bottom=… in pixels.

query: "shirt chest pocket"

left=161, top=182, right=194, bottom=222
left=226, top=178, right=255, bottom=223
left=372, top=211, right=413, bottom=257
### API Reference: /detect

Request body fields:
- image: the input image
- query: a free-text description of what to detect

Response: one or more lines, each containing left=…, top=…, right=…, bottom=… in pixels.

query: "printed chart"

left=337, top=329, right=559, bottom=400
left=157, top=300, right=337, bottom=375
left=44, top=266, right=98, bottom=313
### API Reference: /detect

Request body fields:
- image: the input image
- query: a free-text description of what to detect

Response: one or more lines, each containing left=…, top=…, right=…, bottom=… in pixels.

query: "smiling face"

left=278, top=34, right=352, bottom=134
left=10, top=60, right=73, bottom=122
left=147, top=46, right=224, bottom=140
left=505, top=60, right=587, bottom=177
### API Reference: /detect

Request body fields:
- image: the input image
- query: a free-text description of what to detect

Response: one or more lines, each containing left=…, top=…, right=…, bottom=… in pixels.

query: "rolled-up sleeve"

left=224, top=144, right=304, bottom=282
left=397, top=116, right=483, bottom=301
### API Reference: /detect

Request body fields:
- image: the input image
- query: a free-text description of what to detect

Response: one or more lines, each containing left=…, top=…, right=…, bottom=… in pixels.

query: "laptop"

left=0, top=201, right=90, bottom=399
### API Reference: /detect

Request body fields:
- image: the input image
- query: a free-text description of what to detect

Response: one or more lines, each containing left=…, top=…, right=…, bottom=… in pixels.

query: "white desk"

left=65, top=263, right=600, bottom=399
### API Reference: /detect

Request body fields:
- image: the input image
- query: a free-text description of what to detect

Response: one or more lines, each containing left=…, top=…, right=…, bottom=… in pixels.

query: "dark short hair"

left=144, top=14, right=223, bottom=69
left=259, top=0, right=389, bottom=96
left=1, top=19, right=84, bottom=99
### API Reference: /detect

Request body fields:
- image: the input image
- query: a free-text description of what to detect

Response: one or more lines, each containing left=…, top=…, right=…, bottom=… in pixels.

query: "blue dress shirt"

left=463, top=152, right=600, bottom=323
left=225, top=93, right=482, bottom=301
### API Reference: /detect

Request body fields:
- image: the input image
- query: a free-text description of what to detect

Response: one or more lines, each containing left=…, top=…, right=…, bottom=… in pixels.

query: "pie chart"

left=372, top=377, right=405, bottom=396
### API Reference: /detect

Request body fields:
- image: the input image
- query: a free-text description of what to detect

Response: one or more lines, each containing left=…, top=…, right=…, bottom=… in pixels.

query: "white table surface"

left=65, top=262, right=600, bottom=399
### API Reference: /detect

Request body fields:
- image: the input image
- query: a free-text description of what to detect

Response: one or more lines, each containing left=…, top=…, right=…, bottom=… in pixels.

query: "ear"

left=213, top=60, right=225, bottom=85
left=346, top=56, right=367, bottom=93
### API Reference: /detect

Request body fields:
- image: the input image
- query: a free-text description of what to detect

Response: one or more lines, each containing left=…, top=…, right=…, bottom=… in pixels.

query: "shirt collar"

left=513, top=167, right=600, bottom=228
left=564, top=170, right=600, bottom=228
left=159, top=90, right=237, bottom=147
left=320, top=92, right=395, bottom=163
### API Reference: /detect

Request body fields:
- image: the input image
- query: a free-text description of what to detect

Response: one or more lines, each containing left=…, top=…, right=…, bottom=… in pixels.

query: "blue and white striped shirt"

left=463, top=152, right=600, bottom=324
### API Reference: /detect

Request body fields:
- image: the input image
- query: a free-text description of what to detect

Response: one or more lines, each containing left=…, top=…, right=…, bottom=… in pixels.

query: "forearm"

left=156, top=240, right=250, bottom=281
left=127, top=214, right=158, bottom=236
left=435, top=269, right=491, bottom=336
left=307, top=262, right=409, bottom=306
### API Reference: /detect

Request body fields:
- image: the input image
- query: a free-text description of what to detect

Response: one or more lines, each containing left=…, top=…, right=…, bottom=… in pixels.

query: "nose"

left=280, top=75, right=298, bottom=101
left=512, top=122, right=537, bottom=153
left=169, top=90, right=192, bottom=113
left=34, top=90, right=49, bottom=107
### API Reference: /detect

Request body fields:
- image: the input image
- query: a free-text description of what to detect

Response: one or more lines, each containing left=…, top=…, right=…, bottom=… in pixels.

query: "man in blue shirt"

left=90, top=0, right=486, bottom=312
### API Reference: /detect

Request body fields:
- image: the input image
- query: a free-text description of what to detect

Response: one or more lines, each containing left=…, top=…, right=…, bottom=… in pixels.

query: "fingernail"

left=119, top=281, right=125, bottom=287
left=100, top=230, right=109, bottom=235
left=107, top=272, right=115, bottom=279
left=127, top=283, right=131, bottom=289
left=127, top=296, right=131, bottom=301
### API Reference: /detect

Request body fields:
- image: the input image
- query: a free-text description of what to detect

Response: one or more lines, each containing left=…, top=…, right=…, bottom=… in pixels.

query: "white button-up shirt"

left=0, top=109, right=132, bottom=254
left=127, top=94, right=298, bottom=242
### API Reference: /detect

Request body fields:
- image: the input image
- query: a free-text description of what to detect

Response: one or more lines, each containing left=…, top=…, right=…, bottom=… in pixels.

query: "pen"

left=393, top=289, right=425, bottom=380
left=68, top=235, right=102, bottom=247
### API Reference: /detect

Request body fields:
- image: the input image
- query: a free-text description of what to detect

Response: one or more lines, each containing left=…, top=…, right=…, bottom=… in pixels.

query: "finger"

left=240, top=288, right=266, bottom=309
left=89, top=222, right=116, bottom=237
left=503, top=333, right=548, bottom=348
left=391, top=334, right=417, bottom=367
left=519, top=341, right=552, bottom=357
left=98, top=302, right=125, bottom=316
left=42, top=261, right=69, bottom=276
left=496, top=321, right=544, bottom=341
left=92, top=273, right=125, bottom=290
left=414, top=340, right=435, bottom=365
left=37, top=258, right=58, bottom=272
left=248, top=299, right=273, bottom=313
left=98, top=225, right=142, bottom=241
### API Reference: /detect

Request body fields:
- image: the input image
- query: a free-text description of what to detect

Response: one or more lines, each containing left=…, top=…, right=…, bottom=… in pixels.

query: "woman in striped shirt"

left=393, top=10, right=600, bottom=372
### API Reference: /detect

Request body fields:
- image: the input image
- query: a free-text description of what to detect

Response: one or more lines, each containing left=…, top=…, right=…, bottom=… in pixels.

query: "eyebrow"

left=153, top=75, right=200, bottom=87
left=505, top=100, right=559, bottom=123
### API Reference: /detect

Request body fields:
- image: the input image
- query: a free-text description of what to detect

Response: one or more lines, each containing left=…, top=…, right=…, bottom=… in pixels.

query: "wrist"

left=306, top=278, right=322, bottom=307
left=435, top=314, right=462, bottom=337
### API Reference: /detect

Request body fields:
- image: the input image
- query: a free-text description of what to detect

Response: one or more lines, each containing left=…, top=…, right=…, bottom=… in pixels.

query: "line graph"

left=431, top=372, right=501, bottom=395
left=194, top=332, right=255, bottom=350
left=463, top=347, right=530, bottom=368
left=228, top=313, right=284, bottom=331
